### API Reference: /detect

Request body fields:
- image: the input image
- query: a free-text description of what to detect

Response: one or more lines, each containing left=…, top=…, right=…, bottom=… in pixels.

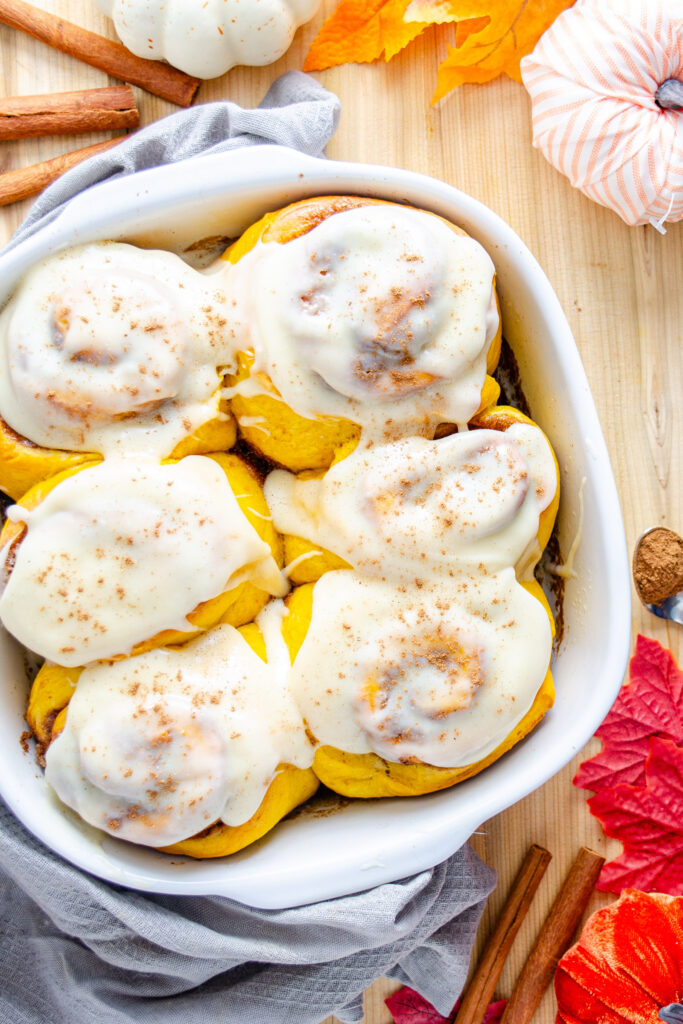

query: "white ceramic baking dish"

left=0, top=146, right=631, bottom=908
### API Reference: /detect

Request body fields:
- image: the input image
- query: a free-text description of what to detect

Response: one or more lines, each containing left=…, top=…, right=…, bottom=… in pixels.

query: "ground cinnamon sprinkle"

left=633, top=527, right=683, bottom=605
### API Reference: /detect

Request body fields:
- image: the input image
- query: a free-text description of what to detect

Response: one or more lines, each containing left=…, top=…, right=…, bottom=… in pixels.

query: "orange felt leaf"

left=304, top=0, right=432, bottom=72
left=404, top=0, right=458, bottom=22
left=405, top=5, right=490, bottom=45
left=429, top=0, right=576, bottom=101
left=455, top=17, right=490, bottom=46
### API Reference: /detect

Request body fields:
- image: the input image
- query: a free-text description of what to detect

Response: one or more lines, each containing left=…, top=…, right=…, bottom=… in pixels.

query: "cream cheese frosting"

left=265, top=426, right=557, bottom=581
left=0, top=242, right=237, bottom=458
left=45, top=619, right=314, bottom=846
left=0, top=457, right=284, bottom=666
left=226, top=205, right=499, bottom=437
left=286, top=569, right=552, bottom=768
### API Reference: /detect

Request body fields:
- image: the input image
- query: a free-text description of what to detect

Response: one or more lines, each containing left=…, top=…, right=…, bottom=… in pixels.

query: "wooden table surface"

left=2, top=4, right=681, bottom=1022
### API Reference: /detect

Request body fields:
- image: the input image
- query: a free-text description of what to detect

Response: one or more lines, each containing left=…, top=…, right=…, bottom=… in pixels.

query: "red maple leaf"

left=386, top=987, right=449, bottom=1024
left=589, top=737, right=683, bottom=895
left=385, top=986, right=506, bottom=1024
left=574, top=635, right=683, bottom=793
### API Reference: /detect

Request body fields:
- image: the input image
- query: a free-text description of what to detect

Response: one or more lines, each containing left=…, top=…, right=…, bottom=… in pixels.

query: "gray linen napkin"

left=8, top=70, right=341, bottom=250
left=0, top=71, right=497, bottom=1024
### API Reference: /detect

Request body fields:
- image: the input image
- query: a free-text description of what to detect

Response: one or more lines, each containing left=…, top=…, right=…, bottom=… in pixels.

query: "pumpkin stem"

left=655, top=79, right=683, bottom=110
left=659, top=1005, right=683, bottom=1022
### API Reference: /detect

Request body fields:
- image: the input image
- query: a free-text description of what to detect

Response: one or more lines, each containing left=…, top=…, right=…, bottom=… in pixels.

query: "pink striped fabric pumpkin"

left=521, top=0, right=683, bottom=232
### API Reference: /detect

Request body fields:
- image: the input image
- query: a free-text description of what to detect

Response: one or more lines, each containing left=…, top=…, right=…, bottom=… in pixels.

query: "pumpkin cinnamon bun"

left=30, top=619, right=317, bottom=856
left=266, top=411, right=559, bottom=586
left=0, top=453, right=284, bottom=666
left=0, top=242, right=237, bottom=498
left=282, top=572, right=554, bottom=798
left=221, top=196, right=502, bottom=471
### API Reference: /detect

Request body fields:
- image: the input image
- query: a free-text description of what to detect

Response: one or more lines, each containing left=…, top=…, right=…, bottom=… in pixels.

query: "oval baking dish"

left=0, top=148, right=631, bottom=908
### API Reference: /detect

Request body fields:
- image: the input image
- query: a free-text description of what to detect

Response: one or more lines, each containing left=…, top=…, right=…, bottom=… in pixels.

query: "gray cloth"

left=0, top=71, right=497, bottom=1024
left=9, top=70, right=341, bottom=250
left=0, top=803, right=495, bottom=1024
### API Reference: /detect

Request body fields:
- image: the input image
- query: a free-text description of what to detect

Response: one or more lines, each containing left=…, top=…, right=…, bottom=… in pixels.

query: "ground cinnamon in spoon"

left=633, top=527, right=683, bottom=605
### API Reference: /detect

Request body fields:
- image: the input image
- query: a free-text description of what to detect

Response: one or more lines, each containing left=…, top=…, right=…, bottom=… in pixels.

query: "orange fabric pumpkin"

left=555, top=889, right=683, bottom=1024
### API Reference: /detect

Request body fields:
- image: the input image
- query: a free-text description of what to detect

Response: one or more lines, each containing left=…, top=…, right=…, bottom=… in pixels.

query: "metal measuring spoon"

left=633, top=527, right=683, bottom=625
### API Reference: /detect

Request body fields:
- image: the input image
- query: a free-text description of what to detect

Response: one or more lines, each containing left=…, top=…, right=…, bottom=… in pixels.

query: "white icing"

left=288, top=569, right=551, bottom=767
left=45, top=623, right=313, bottom=846
left=0, top=457, right=284, bottom=666
left=265, top=427, right=557, bottom=580
left=549, top=476, right=585, bottom=580
left=227, top=205, right=499, bottom=437
left=94, top=0, right=322, bottom=79
left=0, top=198, right=560, bottom=847
left=0, top=242, right=238, bottom=458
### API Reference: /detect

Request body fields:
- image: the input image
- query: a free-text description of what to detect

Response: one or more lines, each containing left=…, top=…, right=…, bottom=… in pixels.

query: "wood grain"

left=1, top=3, right=682, bottom=1023
left=0, top=0, right=199, bottom=106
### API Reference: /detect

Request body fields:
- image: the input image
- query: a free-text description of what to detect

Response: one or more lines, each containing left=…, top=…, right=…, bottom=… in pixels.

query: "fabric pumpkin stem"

left=656, top=80, right=683, bottom=111
left=555, top=889, right=683, bottom=1024
left=660, top=1006, right=683, bottom=1023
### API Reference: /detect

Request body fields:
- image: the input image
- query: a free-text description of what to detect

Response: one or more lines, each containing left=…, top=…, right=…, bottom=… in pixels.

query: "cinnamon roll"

left=266, top=412, right=559, bottom=586
left=221, top=196, right=502, bottom=471
left=32, top=620, right=317, bottom=856
left=0, top=454, right=284, bottom=666
left=0, top=242, right=237, bottom=498
left=282, top=572, right=554, bottom=798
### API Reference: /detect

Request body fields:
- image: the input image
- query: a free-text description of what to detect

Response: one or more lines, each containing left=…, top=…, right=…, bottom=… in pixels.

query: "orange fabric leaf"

left=406, top=6, right=491, bottom=45
left=430, top=0, right=576, bottom=101
left=304, top=0, right=431, bottom=72
left=404, top=0, right=458, bottom=22
left=455, top=17, right=490, bottom=46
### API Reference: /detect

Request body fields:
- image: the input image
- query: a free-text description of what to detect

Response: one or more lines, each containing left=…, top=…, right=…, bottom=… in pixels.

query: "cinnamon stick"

left=0, top=137, right=123, bottom=207
left=453, top=844, right=551, bottom=1024
left=0, top=0, right=200, bottom=107
left=499, top=847, right=605, bottom=1024
left=0, top=85, right=139, bottom=140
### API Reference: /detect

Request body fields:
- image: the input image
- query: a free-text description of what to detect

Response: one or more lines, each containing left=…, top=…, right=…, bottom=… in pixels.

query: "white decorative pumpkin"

left=94, top=0, right=323, bottom=79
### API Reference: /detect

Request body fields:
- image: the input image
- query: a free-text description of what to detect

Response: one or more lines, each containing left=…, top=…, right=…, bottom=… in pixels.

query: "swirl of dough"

left=46, top=273, right=187, bottom=418
left=355, top=623, right=488, bottom=764
left=361, top=433, right=530, bottom=544
left=289, top=222, right=445, bottom=400
left=0, top=242, right=235, bottom=457
left=54, top=691, right=231, bottom=847
left=469, top=405, right=560, bottom=565
left=44, top=624, right=315, bottom=848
